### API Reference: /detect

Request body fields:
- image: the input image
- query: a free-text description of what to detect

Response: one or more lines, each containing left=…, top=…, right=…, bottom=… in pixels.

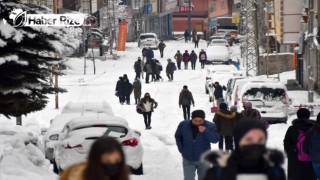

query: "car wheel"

left=205, top=87, right=209, bottom=94
left=131, top=163, right=143, bottom=175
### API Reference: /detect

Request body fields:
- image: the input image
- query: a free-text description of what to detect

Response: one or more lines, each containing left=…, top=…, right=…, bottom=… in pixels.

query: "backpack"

left=172, top=63, right=177, bottom=71
left=136, top=105, right=143, bottom=114
left=296, top=130, right=311, bottom=162
left=200, top=53, right=206, bottom=60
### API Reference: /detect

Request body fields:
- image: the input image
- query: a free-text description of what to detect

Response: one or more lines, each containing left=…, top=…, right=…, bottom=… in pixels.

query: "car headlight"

left=49, top=134, right=59, bottom=141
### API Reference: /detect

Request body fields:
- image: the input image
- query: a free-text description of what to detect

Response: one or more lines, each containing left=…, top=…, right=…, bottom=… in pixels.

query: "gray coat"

left=179, top=89, right=195, bottom=106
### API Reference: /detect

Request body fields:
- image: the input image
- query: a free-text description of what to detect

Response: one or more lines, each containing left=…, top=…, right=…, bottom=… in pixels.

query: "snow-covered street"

left=1, top=39, right=319, bottom=179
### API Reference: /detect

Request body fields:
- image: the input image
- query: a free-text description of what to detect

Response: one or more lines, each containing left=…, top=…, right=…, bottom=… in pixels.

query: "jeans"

left=143, top=112, right=152, bottom=128
left=167, top=73, right=173, bottom=81
left=177, top=61, right=182, bottom=70
left=191, top=61, right=196, bottom=70
left=160, top=49, right=164, bottom=58
left=195, top=41, right=199, bottom=48
left=182, top=158, right=208, bottom=180
left=182, top=105, right=191, bottom=120
left=184, top=62, right=189, bottom=69
left=218, top=135, right=234, bottom=151
left=313, top=162, right=320, bottom=179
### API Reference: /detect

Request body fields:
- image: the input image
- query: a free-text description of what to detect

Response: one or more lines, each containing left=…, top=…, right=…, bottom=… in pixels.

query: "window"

left=212, top=0, right=216, bottom=11
left=221, top=0, right=225, bottom=9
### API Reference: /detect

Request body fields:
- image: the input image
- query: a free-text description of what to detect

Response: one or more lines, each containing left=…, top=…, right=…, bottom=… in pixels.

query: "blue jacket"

left=175, top=120, right=219, bottom=162
left=310, top=130, right=320, bottom=163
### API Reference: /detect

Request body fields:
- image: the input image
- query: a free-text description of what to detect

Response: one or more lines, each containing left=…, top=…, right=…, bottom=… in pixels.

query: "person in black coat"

left=142, top=48, right=147, bottom=61
left=158, top=40, right=166, bottom=58
left=122, top=77, right=133, bottom=105
left=146, top=47, right=154, bottom=61
left=115, top=77, right=125, bottom=104
left=284, top=108, right=317, bottom=180
left=134, top=58, right=142, bottom=79
left=213, top=82, right=224, bottom=107
left=184, top=29, right=190, bottom=43
left=203, top=120, right=286, bottom=180
left=199, top=49, right=207, bottom=69
left=150, top=59, right=157, bottom=82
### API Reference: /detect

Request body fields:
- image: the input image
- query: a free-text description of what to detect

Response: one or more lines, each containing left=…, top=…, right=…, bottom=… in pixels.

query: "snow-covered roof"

left=61, top=101, right=114, bottom=115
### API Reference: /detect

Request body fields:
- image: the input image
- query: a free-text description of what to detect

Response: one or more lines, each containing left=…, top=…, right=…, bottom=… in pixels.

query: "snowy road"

left=1, top=39, right=319, bottom=179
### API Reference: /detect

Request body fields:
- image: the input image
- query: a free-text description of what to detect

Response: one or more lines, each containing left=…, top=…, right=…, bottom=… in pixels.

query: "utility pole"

left=112, top=0, right=117, bottom=50
left=308, top=0, right=314, bottom=103
left=187, top=0, right=192, bottom=40
left=53, top=64, right=59, bottom=109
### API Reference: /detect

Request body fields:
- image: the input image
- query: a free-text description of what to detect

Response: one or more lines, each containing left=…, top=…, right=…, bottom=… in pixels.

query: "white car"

left=237, top=81, right=290, bottom=123
left=206, top=46, right=231, bottom=63
left=43, top=101, right=114, bottom=167
left=205, top=65, right=242, bottom=102
left=138, top=33, right=159, bottom=49
left=54, top=116, right=144, bottom=174
left=209, top=39, right=230, bottom=51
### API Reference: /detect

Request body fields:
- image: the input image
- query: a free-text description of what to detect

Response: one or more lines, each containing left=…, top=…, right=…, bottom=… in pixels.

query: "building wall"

left=208, top=0, right=229, bottom=18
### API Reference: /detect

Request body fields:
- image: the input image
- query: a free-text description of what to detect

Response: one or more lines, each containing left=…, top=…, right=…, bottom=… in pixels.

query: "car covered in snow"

left=138, top=33, right=159, bottom=49
left=205, top=65, right=242, bottom=102
left=43, top=101, right=114, bottom=165
left=54, top=116, right=143, bottom=174
left=237, top=81, right=290, bottom=123
left=209, top=39, right=230, bottom=51
left=206, top=46, right=231, bottom=63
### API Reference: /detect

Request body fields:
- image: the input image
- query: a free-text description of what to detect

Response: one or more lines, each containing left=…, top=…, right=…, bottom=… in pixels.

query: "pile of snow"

left=0, top=120, right=57, bottom=180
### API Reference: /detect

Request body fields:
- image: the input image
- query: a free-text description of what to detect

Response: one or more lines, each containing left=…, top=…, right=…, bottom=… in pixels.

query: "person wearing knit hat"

left=284, top=108, right=316, bottom=180
left=213, top=102, right=237, bottom=151
left=239, top=101, right=262, bottom=122
left=179, top=85, right=195, bottom=120
left=203, top=120, right=286, bottom=180
left=175, top=110, right=219, bottom=180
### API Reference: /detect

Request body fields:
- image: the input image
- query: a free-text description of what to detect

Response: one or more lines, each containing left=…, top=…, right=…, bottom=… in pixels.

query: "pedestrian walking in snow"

left=115, top=76, right=125, bottom=104
left=166, top=58, right=176, bottom=81
left=213, top=103, right=237, bottom=151
left=212, top=82, right=224, bottom=107
left=183, top=50, right=190, bottom=69
left=60, top=137, right=129, bottom=180
left=144, top=60, right=153, bottom=84
left=134, top=57, right=142, bottom=79
left=140, top=58, right=145, bottom=80
left=190, top=50, right=197, bottom=70
left=155, top=59, right=163, bottom=81
left=123, top=77, right=133, bottom=105
left=158, top=40, right=166, bottom=58
left=132, top=78, right=142, bottom=105
left=146, top=47, right=154, bottom=61
left=284, top=108, right=317, bottom=180
left=199, top=49, right=207, bottom=69
left=174, top=50, right=183, bottom=70
left=192, top=30, right=199, bottom=48
left=175, top=110, right=219, bottom=180
left=203, top=120, right=286, bottom=180
left=142, top=47, right=147, bottom=61
left=150, top=59, right=157, bottom=82
left=307, top=112, right=320, bottom=179
left=179, top=85, right=195, bottom=120
left=184, top=29, right=190, bottom=43
left=230, top=105, right=241, bottom=122
left=137, top=93, right=158, bottom=130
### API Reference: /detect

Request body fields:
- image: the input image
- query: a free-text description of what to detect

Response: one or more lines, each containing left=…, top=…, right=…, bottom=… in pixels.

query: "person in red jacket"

left=183, top=50, right=190, bottom=70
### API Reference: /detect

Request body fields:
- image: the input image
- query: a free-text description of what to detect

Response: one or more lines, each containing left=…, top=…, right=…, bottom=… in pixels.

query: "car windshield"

left=243, top=88, right=286, bottom=102
left=140, top=35, right=155, bottom=40
left=72, top=125, right=128, bottom=138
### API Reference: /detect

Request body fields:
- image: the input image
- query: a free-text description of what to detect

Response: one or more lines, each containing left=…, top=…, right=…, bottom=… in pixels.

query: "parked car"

left=54, top=116, right=143, bottom=174
left=206, top=46, right=231, bottom=63
left=237, top=81, right=290, bottom=123
left=209, top=39, right=230, bottom=50
left=138, top=33, right=159, bottom=49
left=42, top=101, right=114, bottom=170
left=223, top=33, right=233, bottom=46
left=225, top=77, right=244, bottom=105
left=205, top=65, right=242, bottom=102
left=207, top=35, right=224, bottom=46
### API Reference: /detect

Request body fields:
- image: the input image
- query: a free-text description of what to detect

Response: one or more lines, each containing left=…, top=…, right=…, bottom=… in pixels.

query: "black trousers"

left=135, top=71, right=141, bottom=79
left=219, top=135, right=234, bottom=151
left=125, top=95, right=130, bottom=104
left=146, top=73, right=151, bottom=83
left=201, top=62, right=206, bottom=69
left=119, top=95, right=125, bottom=104
left=195, top=41, right=199, bottom=48
left=182, top=105, right=191, bottom=120
left=191, top=61, right=196, bottom=70
left=184, top=62, right=189, bottom=69
left=156, top=74, right=163, bottom=81
left=167, top=73, right=173, bottom=80
left=143, top=112, right=152, bottom=128
left=159, top=49, right=164, bottom=58
left=177, top=61, right=181, bottom=70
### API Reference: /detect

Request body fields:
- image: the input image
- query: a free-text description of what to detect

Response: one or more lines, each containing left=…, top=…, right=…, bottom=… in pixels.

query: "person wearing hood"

left=190, top=50, right=198, bottom=70
left=166, top=58, right=176, bottom=81
left=308, top=112, right=320, bottom=179
left=134, top=57, right=142, bottom=79
left=203, top=120, right=286, bottom=180
left=284, top=108, right=316, bottom=180
left=179, top=85, right=195, bottom=120
left=174, top=50, right=183, bottom=70
left=60, top=137, right=129, bottom=180
left=199, top=49, right=207, bottom=69
left=213, top=103, right=237, bottom=151
left=183, top=50, right=190, bottom=69
left=115, top=76, right=125, bottom=104
left=137, top=93, right=158, bottom=130
left=175, top=110, right=219, bottom=180
left=122, top=76, right=133, bottom=105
